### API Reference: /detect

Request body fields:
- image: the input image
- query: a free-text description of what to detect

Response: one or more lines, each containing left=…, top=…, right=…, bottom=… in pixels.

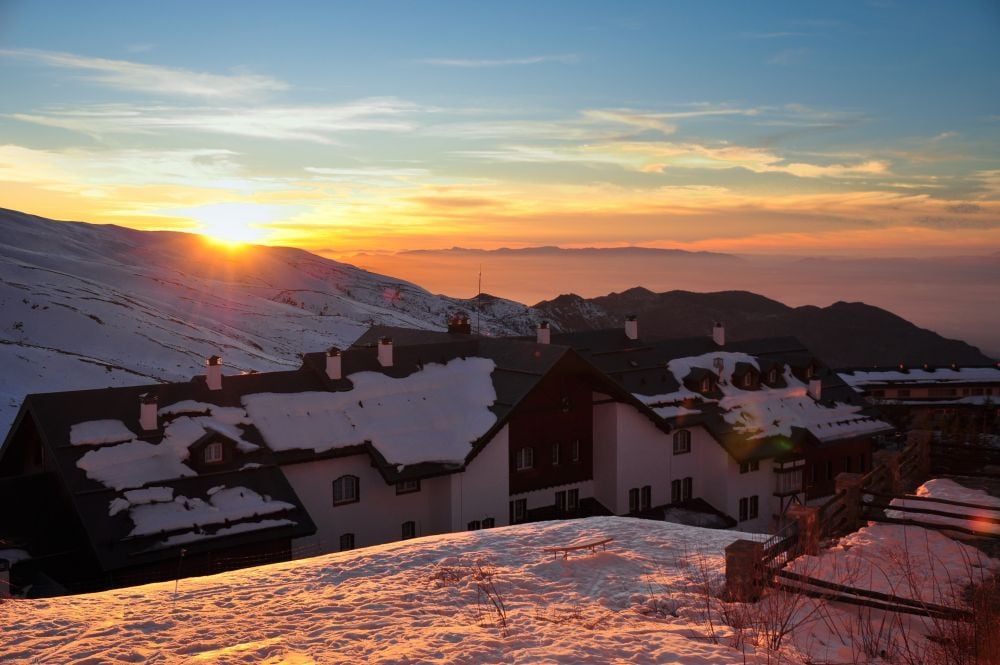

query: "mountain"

left=533, top=288, right=994, bottom=368
left=398, top=245, right=738, bottom=259
left=0, top=208, right=538, bottom=431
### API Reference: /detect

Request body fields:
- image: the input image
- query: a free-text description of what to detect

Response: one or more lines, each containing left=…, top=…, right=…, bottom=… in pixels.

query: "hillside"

left=534, top=288, right=994, bottom=368
left=0, top=208, right=537, bottom=432
left=1, top=511, right=993, bottom=663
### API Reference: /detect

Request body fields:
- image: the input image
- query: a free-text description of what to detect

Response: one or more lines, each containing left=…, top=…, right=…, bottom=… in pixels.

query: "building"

left=838, top=364, right=1000, bottom=432
left=0, top=317, right=892, bottom=594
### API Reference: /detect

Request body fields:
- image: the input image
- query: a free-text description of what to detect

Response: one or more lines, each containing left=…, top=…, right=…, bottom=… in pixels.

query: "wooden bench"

left=542, top=537, right=614, bottom=559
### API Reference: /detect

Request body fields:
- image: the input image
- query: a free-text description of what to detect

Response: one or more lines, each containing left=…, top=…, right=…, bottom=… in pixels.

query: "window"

left=825, top=460, right=834, bottom=481
left=897, top=389, right=911, bottom=398
left=673, top=430, right=691, bottom=455
left=482, top=517, right=495, bottom=528
left=628, top=488, right=640, bottom=512
left=741, top=372, right=755, bottom=388
left=768, top=368, right=778, bottom=384
left=739, top=460, right=759, bottom=474
left=512, top=498, right=527, bottom=522
left=555, top=490, right=567, bottom=512
left=551, top=443, right=561, bottom=466
left=671, top=479, right=681, bottom=503
left=749, top=495, right=759, bottom=520
left=739, top=497, right=749, bottom=522
left=641, top=485, right=652, bottom=510
left=204, top=441, right=224, bottom=464
left=332, top=475, right=359, bottom=505
left=401, top=521, right=416, bottom=539
left=515, top=446, right=534, bottom=471
left=682, top=477, right=693, bottom=501
left=567, top=489, right=579, bottom=511
left=571, top=440, right=581, bottom=462
left=700, top=377, right=712, bottom=393
left=467, top=520, right=481, bottom=531
left=395, top=479, right=420, bottom=495
left=339, top=533, right=355, bottom=551
left=810, top=464, right=818, bottom=485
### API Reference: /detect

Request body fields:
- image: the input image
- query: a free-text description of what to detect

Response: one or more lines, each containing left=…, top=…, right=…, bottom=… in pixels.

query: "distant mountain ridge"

left=533, top=287, right=994, bottom=368
left=400, top=245, right=738, bottom=259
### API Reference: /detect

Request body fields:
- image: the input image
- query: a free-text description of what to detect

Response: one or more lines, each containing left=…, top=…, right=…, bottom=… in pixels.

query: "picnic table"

left=542, top=537, right=614, bottom=559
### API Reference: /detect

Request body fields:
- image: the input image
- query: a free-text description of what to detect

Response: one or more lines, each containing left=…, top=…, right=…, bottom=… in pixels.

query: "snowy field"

left=2, top=507, right=996, bottom=664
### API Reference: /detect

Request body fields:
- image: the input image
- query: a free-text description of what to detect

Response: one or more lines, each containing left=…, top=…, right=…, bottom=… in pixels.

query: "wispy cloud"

left=0, top=48, right=286, bottom=99
left=739, top=31, right=807, bottom=39
left=417, top=54, right=579, bottom=67
left=10, top=98, right=424, bottom=143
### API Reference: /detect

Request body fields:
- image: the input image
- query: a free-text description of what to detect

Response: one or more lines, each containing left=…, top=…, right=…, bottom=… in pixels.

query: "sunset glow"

left=0, top=1, right=997, bottom=259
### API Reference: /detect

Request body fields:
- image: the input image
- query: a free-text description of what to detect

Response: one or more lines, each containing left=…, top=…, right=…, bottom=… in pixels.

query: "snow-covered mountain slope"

left=0, top=209, right=539, bottom=433
left=2, top=512, right=991, bottom=663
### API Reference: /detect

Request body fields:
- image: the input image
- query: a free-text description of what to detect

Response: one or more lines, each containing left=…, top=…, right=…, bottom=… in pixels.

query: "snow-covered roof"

left=69, top=419, right=137, bottom=446
left=242, top=357, right=498, bottom=466
left=840, top=366, right=1000, bottom=386
left=635, top=351, right=891, bottom=443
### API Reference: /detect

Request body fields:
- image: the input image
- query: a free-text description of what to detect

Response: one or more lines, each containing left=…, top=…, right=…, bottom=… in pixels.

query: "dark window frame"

left=332, top=474, right=360, bottom=506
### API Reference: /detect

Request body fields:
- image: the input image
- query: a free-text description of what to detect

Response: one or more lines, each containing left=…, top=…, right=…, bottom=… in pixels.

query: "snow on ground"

left=242, top=357, right=497, bottom=466
left=0, top=517, right=762, bottom=664
left=886, top=478, right=1000, bottom=537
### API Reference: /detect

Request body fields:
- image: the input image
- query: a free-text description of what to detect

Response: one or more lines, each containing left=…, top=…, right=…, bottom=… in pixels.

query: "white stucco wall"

left=283, top=454, right=452, bottom=555
left=724, top=457, right=779, bottom=532
left=611, top=404, right=671, bottom=514
left=450, top=425, right=510, bottom=530
left=591, top=401, right=619, bottom=512
left=669, top=425, right=730, bottom=515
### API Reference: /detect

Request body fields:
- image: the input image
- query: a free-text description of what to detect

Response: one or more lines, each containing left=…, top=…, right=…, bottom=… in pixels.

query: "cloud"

left=9, top=98, right=424, bottom=143
left=417, top=54, right=579, bottom=67
left=0, top=48, right=286, bottom=99
left=945, top=203, right=982, bottom=214
left=768, top=48, right=808, bottom=65
left=739, top=31, right=807, bottom=39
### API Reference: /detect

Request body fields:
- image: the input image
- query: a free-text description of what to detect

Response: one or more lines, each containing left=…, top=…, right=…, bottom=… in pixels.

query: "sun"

left=190, top=203, right=271, bottom=246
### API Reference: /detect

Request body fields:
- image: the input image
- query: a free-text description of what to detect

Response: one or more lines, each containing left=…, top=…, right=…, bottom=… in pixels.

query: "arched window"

left=332, top=475, right=359, bottom=505
left=673, top=430, right=691, bottom=455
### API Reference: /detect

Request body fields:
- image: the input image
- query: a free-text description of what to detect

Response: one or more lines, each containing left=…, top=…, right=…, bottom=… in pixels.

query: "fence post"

left=0, top=558, right=9, bottom=599
left=906, top=430, right=932, bottom=481
left=725, top=539, right=765, bottom=602
left=786, top=504, right=820, bottom=556
left=872, top=450, right=902, bottom=495
left=835, top=472, right=865, bottom=532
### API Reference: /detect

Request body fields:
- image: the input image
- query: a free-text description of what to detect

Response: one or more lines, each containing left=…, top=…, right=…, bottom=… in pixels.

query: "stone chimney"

left=139, top=393, right=158, bottom=431
left=447, top=314, right=472, bottom=335
left=378, top=337, right=393, bottom=367
left=206, top=355, right=223, bottom=391
left=712, top=322, right=725, bottom=347
left=808, top=377, right=822, bottom=400
left=326, top=347, right=342, bottom=380
left=625, top=315, right=638, bottom=341
left=536, top=321, right=550, bottom=345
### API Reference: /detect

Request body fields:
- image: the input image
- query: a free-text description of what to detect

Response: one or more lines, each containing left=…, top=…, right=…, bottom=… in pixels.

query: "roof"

left=839, top=365, right=1000, bottom=387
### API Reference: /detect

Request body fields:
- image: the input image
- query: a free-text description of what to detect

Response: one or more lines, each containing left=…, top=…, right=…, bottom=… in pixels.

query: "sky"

left=1, top=0, right=999, bottom=258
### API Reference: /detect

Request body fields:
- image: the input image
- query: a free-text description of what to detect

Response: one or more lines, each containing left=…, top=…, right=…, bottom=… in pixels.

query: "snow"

left=242, top=357, right=498, bottom=466
left=0, top=209, right=542, bottom=435
left=840, top=367, right=1000, bottom=386
left=76, top=413, right=258, bottom=491
left=68, top=419, right=137, bottom=446
left=127, top=487, right=295, bottom=537
left=2, top=508, right=997, bottom=664
left=156, top=518, right=297, bottom=548
left=0, top=517, right=757, bottom=664
left=638, top=353, right=890, bottom=441
left=886, top=478, right=1000, bottom=536
left=0, top=549, right=30, bottom=565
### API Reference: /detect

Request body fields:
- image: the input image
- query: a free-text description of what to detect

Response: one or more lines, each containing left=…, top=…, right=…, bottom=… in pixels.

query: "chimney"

left=378, top=336, right=393, bottom=367
left=326, top=347, right=342, bottom=380
left=808, top=377, right=822, bottom=400
left=206, top=355, right=223, bottom=390
left=447, top=314, right=472, bottom=335
left=536, top=321, right=550, bottom=345
left=139, top=393, right=158, bottom=431
left=624, top=315, right=638, bottom=341
left=712, top=322, right=725, bottom=346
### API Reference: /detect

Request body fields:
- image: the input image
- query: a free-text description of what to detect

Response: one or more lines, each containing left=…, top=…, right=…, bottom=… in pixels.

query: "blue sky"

left=1, top=0, right=998, bottom=255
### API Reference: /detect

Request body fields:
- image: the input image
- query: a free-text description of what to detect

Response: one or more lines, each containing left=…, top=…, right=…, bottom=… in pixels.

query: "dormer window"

left=741, top=372, right=755, bottom=389
left=768, top=368, right=778, bottom=384
left=700, top=377, right=712, bottom=393
left=203, top=441, right=224, bottom=464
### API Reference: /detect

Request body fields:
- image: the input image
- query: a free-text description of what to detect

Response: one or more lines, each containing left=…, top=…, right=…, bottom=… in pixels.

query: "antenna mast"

left=476, top=264, right=482, bottom=334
